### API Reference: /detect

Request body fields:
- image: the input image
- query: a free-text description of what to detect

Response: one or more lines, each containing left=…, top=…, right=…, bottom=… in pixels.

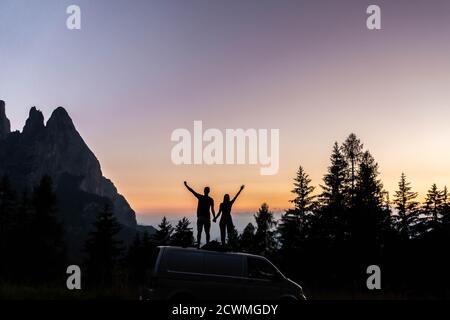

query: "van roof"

left=157, top=246, right=264, bottom=259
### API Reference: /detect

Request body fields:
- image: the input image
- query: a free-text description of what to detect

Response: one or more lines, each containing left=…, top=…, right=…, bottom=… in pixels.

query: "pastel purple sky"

left=1, top=0, right=450, bottom=223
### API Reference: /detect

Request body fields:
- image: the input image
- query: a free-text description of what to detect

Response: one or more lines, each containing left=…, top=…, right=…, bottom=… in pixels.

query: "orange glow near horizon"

left=107, top=154, right=450, bottom=216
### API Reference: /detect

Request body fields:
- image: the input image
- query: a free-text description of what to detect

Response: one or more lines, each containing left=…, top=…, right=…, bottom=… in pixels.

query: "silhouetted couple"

left=184, top=181, right=244, bottom=248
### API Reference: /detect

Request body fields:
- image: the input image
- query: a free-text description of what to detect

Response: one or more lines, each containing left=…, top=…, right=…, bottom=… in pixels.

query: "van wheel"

left=169, top=293, right=195, bottom=302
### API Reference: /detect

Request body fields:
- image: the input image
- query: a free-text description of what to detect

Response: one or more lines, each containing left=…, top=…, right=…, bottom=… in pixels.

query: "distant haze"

left=137, top=212, right=284, bottom=241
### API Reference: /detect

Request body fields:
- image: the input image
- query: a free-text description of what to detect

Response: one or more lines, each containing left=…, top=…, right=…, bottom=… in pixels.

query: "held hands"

left=240, top=185, right=245, bottom=190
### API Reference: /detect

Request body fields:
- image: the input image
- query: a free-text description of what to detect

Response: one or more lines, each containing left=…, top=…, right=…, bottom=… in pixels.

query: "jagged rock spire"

left=0, top=100, right=11, bottom=140
left=22, top=106, right=44, bottom=136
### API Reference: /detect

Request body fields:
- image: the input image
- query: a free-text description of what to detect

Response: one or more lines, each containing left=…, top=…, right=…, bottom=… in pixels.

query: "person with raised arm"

left=214, top=185, right=245, bottom=246
left=184, top=181, right=215, bottom=248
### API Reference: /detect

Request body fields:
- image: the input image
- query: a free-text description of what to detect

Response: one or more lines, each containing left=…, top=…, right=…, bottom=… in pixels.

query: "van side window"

left=247, top=257, right=278, bottom=280
left=204, top=254, right=243, bottom=277
left=167, top=250, right=203, bottom=273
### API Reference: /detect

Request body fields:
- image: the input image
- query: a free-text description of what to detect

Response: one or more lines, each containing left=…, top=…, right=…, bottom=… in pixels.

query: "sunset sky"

left=1, top=0, right=450, bottom=224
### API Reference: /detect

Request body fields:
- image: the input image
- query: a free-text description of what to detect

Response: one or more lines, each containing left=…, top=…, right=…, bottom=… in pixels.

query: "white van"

left=143, top=246, right=306, bottom=301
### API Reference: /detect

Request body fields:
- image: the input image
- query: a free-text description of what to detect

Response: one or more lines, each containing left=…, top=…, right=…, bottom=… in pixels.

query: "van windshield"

left=146, top=247, right=161, bottom=285
left=247, top=257, right=281, bottom=280
left=150, top=247, right=160, bottom=269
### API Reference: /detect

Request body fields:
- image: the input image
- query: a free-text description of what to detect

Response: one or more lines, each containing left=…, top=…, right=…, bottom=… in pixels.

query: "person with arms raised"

left=214, top=185, right=245, bottom=246
left=184, top=181, right=215, bottom=248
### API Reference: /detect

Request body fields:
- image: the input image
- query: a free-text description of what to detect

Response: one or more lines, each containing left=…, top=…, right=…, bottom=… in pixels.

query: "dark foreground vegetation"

left=1, top=134, right=450, bottom=299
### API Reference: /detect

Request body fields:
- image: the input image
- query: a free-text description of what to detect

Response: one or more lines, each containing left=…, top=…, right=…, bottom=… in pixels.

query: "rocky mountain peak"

left=0, top=102, right=137, bottom=229
left=23, top=106, right=45, bottom=136
left=47, top=106, right=76, bottom=132
left=0, top=100, right=11, bottom=140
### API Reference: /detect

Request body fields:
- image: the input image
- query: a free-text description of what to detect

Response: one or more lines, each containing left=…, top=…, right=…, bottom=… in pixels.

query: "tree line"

left=273, top=134, right=450, bottom=298
left=91, top=134, right=450, bottom=298
left=1, top=133, right=450, bottom=298
left=0, top=176, right=197, bottom=295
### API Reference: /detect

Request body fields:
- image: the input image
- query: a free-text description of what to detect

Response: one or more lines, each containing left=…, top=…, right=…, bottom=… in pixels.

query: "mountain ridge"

left=0, top=100, right=137, bottom=229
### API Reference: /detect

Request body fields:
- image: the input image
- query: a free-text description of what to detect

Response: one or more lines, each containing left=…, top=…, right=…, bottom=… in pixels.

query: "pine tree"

left=227, top=225, right=241, bottom=251
left=319, top=142, right=348, bottom=209
left=141, top=231, right=154, bottom=254
left=254, top=203, right=276, bottom=256
left=355, top=151, right=384, bottom=208
left=383, top=191, right=391, bottom=213
left=317, top=142, right=349, bottom=243
left=290, top=166, right=316, bottom=215
left=126, top=231, right=156, bottom=287
left=0, top=176, right=15, bottom=234
left=152, top=216, right=174, bottom=245
left=0, top=176, right=17, bottom=280
left=126, top=233, right=143, bottom=285
left=278, top=211, right=302, bottom=251
left=279, top=166, right=315, bottom=251
left=84, top=203, right=123, bottom=287
left=342, top=133, right=363, bottom=201
left=441, top=186, right=450, bottom=226
left=10, top=190, right=34, bottom=282
left=393, top=173, right=418, bottom=238
left=424, top=183, right=443, bottom=224
left=240, top=223, right=256, bottom=252
left=140, top=231, right=156, bottom=282
left=171, top=217, right=195, bottom=247
left=29, top=175, right=66, bottom=283
left=351, top=151, right=390, bottom=249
